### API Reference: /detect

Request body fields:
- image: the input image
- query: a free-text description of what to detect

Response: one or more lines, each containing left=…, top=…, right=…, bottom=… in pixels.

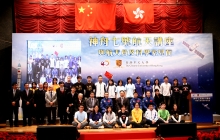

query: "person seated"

left=130, top=103, right=145, bottom=128
left=103, top=106, right=116, bottom=128
left=142, top=91, right=156, bottom=112
left=72, top=105, right=88, bottom=129
left=154, top=89, right=164, bottom=110
left=100, top=92, right=113, bottom=114
left=169, top=104, right=185, bottom=123
left=158, top=102, right=170, bottom=124
left=117, top=105, right=130, bottom=128
left=89, top=105, right=104, bottom=129
left=144, top=103, right=162, bottom=127
left=76, top=93, right=86, bottom=111
left=130, top=92, right=142, bottom=110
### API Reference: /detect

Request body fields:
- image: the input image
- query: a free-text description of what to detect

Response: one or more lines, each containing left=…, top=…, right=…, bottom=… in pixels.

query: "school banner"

left=191, top=93, right=213, bottom=123
left=12, top=33, right=214, bottom=94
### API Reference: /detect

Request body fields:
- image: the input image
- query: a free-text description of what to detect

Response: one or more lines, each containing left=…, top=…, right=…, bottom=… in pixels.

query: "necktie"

left=50, top=92, right=52, bottom=99
left=121, top=98, right=123, bottom=105
left=13, top=90, right=15, bottom=97
left=92, top=98, right=94, bottom=107
left=26, top=90, right=28, bottom=96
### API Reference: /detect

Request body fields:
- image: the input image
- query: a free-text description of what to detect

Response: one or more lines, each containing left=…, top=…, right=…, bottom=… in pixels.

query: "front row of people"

left=72, top=102, right=185, bottom=129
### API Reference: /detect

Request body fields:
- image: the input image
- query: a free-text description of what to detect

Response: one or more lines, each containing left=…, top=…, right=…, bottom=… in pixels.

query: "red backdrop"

left=14, top=0, right=203, bottom=33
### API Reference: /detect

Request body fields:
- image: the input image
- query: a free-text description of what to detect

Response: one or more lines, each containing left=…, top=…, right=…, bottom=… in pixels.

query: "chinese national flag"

left=75, top=4, right=116, bottom=30
left=104, top=71, right=113, bottom=79
left=123, top=3, right=154, bottom=24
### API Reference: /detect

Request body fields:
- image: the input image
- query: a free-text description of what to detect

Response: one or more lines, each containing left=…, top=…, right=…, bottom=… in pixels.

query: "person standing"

left=171, top=79, right=180, bottom=109
left=66, top=86, right=78, bottom=124
left=144, top=79, right=153, bottom=97
left=75, top=93, right=87, bottom=110
left=21, top=83, right=34, bottom=126
left=72, top=105, right=88, bottom=129
left=34, top=83, right=46, bottom=125
left=152, top=79, right=161, bottom=98
left=8, top=82, right=20, bottom=127
left=74, top=76, right=85, bottom=96
left=52, top=78, right=59, bottom=92
left=161, top=76, right=171, bottom=110
left=116, top=90, right=129, bottom=113
left=85, top=76, right=96, bottom=99
left=45, top=85, right=57, bottom=125
left=86, top=92, right=99, bottom=117
left=56, top=81, right=68, bottom=124
left=125, top=77, right=135, bottom=103
left=106, top=79, right=116, bottom=112
left=154, top=89, right=164, bottom=110
left=115, top=80, right=125, bottom=99
left=100, top=93, right=113, bottom=114
left=64, top=76, right=74, bottom=93
left=135, top=76, right=144, bottom=99
left=180, top=77, right=192, bottom=116
left=95, top=75, right=106, bottom=103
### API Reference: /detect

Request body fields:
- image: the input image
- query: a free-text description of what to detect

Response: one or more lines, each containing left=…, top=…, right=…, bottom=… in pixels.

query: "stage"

left=0, top=124, right=220, bottom=140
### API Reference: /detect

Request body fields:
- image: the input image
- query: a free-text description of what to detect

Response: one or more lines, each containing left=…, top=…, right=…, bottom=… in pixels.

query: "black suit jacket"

left=21, top=89, right=34, bottom=108
left=116, top=97, right=129, bottom=111
left=34, top=89, right=46, bottom=107
left=8, top=89, right=20, bottom=107
left=56, top=87, right=68, bottom=107
left=75, top=99, right=87, bottom=111
left=67, top=92, right=78, bottom=112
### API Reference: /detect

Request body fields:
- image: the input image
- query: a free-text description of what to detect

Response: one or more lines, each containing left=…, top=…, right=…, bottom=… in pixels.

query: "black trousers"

left=145, top=119, right=164, bottom=127
left=36, top=106, right=45, bottom=124
left=117, top=120, right=130, bottom=128
left=58, top=106, right=67, bottom=124
left=46, top=107, right=56, bottom=124
left=22, top=106, right=32, bottom=126
left=130, top=121, right=145, bottom=128
left=180, top=96, right=189, bottom=114
left=9, top=106, right=18, bottom=126
left=163, top=96, right=170, bottom=110
left=68, top=106, right=75, bottom=124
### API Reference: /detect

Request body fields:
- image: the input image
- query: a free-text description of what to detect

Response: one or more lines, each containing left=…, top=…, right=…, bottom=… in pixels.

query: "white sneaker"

left=98, top=126, right=104, bottom=129
left=126, top=126, right=131, bottom=129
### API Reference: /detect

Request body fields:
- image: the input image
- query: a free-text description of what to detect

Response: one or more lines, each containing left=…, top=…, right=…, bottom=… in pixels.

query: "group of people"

left=27, top=54, right=81, bottom=84
left=8, top=75, right=191, bottom=129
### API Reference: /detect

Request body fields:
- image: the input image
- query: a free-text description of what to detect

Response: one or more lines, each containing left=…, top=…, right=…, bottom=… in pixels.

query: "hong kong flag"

left=75, top=3, right=116, bottom=30
left=104, top=71, right=113, bottom=79
left=123, top=3, right=154, bottom=24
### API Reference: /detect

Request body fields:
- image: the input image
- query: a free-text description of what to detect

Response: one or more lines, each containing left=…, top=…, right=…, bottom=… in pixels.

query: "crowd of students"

left=8, top=75, right=192, bottom=129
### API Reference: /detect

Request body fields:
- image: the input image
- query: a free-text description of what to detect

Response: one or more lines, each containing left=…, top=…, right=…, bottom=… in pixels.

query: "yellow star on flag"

left=79, top=6, right=85, bottom=13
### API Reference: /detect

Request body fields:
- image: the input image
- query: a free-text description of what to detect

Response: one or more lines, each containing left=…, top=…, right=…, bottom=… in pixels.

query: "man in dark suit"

left=8, top=82, right=20, bottom=127
left=67, top=86, right=78, bottom=124
left=56, top=81, right=68, bottom=124
left=116, top=90, right=129, bottom=113
left=34, top=83, right=46, bottom=125
left=21, top=83, right=34, bottom=126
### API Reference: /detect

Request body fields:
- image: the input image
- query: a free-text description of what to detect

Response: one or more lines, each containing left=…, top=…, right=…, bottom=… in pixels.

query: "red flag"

left=104, top=71, right=113, bottom=79
left=75, top=3, right=116, bottom=30
left=54, top=51, right=58, bottom=56
left=123, top=3, right=154, bottom=24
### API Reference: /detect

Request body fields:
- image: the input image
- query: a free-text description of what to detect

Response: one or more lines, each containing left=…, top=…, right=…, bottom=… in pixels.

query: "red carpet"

left=79, top=130, right=156, bottom=140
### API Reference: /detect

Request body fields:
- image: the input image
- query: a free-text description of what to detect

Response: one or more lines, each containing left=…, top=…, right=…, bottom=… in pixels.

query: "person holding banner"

left=161, top=76, right=171, bottom=110
left=180, top=77, right=192, bottom=116
left=135, top=76, right=144, bottom=99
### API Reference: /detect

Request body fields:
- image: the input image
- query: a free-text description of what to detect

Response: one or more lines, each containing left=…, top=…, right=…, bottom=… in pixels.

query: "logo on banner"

left=183, top=41, right=205, bottom=59
left=116, top=60, right=122, bottom=68
left=101, top=60, right=110, bottom=66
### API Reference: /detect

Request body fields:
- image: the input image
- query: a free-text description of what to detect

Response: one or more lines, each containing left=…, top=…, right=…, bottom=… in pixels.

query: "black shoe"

left=28, top=124, right=32, bottom=126
left=184, top=113, right=187, bottom=116
left=10, top=125, right=13, bottom=127
left=14, top=125, right=19, bottom=127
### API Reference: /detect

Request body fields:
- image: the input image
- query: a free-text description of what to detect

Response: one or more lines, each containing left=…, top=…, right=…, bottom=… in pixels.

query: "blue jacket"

left=100, top=98, right=113, bottom=113
left=135, top=83, right=144, bottom=98
left=144, top=85, right=153, bottom=96
left=130, top=97, right=142, bottom=110
left=142, top=96, right=155, bottom=110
